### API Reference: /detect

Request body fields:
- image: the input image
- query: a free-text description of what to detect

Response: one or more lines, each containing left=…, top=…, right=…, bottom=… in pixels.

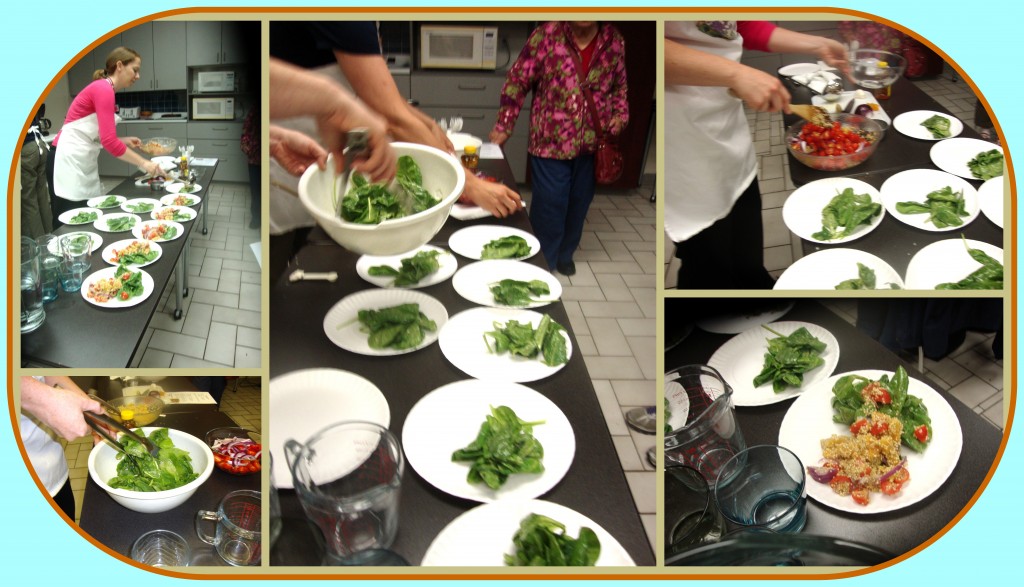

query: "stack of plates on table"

left=879, top=169, right=979, bottom=232
left=774, top=249, right=904, bottom=291
left=707, top=321, right=840, bottom=407
left=268, top=368, right=390, bottom=490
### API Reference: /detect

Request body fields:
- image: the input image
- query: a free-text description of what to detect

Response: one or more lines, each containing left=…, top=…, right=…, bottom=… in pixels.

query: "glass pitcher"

left=20, top=236, right=46, bottom=333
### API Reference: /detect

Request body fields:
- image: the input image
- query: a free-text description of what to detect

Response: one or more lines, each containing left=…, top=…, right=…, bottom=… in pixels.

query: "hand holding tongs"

left=333, top=128, right=370, bottom=218
left=84, top=395, right=160, bottom=458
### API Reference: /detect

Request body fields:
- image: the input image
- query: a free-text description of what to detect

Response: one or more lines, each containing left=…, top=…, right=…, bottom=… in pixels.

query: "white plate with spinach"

left=448, top=225, right=540, bottom=261
left=87, top=195, right=126, bottom=209
left=164, top=182, right=203, bottom=194
left=421, top=499, right=635, bottom=566
left=322, top=288, right=448, bottom=356
left=119, top=198, right=161, bottom=215
left=48, top=232, right=103, bottom=255
left=774, top=248, right=904, bottom=291
left=892, top=110, right=963, bottom=141
left=58, top=207, right=103, bottom=226
left=452, top=259, right=562, bottom=308
left=355, top=244, right=457, bottom=289
left=782, top=177, right=885, bottom=244
left=402, top=379, right=575, bottom=503
left=101, top=238, right=163, bottom=268
left=879, top=169, right=979, bottom=232
left=929, top=138, right=1004, bottom=181
left=93, top=213, right=141, bottom=233
left=439, top=307, right=572, bottom=383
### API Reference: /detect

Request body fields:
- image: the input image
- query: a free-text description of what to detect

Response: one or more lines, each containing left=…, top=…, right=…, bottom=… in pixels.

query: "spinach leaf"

left=368, top=249, right=441, bottom=287
left=811, top=188, right=882, bottom=241
left=451, top=405, right=545, bottom=490
left=829, top=366, right=932, bottom=452
left=481, top=236, right=532, bottom=259
left=106, top=427, right=199, bottom=492
left=936, top=236, right=1003, bottom=290
left=115, top=264, right=145, bottom=298
left=125, top=202, right=155, bottom=213
left=895, top=186, right=968, bottom=228
left=490, top=279, right=552, bottom=306
left=356, top=303, right=436, bottom=350
left=920, top=114, right=951, bottom=139
left=69, top=211, right=98, bottom=224
left=106, top=216, right=137, bottom=231
left=752, top=325, right=827, bottom=393
left=339, top=155, right=440, bottom=224
left=504, top=513, right=601, bottom=566
left=484, top=314, right=568, bottom=366
left=967, top=149, right=1003, bottom=180
left=95, top=195, right=121, bottom=209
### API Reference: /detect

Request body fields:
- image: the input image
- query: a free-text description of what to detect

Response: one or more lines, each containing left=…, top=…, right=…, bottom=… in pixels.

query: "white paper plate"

left=929, top=138, right=1004, bottom=181
left=879, top=169, right=979, bottom=232
left=403, top=380, right=575, bottom=503
left=118, top=198, right=161, bottom=215
left=778, top=370, right=963, bottom=514
left=58, top=207, right=103, bottom=226
left=132, top=220, right=185, bottom=242
left=100, top=238, right=163, bottom=268
left=775, top=249, right=904, bottom=290
left=93, top=213, right=141, bottom=233
left=80, top=266, right=154, bottom=308
left=708, top=321, right=840, bottom=407
left=151, top=156, right=177, bottom=167
left=783, top=178, right=885, bottom=244
left=165, top=182, right=203, bottom=194
left=48, top=232, right=102, bottom=255
left=159, top=193, right=202, bottom=207
left=452, top=260, right=562, bottom=309
left=448, top=226, right=540, bottom=261
left=977, top=176, right=1005, bottom=229
left=355, top=245, right=457, bottom=289
left=695, top=302, right=795, bottom=334
left=449, top=203, right=493, bottom=221
left=421, top=499, right=635, bottom=566
left=904, top=239, right=1003, bottom=290
left=439, top=307, right=572, bottom=383
left=269, top=368, right=391, bottom=490
left=87, top=195, right=127, bottom=209
left=892, top=110, right=964, bottom=141
left=151, top=205, right=197, bottom=223
left=778, top=62, right=823, bottom=77
left=322, top=289, right=448, bottom=356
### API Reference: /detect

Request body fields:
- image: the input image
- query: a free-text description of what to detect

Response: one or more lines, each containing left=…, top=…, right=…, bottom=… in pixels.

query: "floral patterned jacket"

left=494, top=21, right=629, bottom=160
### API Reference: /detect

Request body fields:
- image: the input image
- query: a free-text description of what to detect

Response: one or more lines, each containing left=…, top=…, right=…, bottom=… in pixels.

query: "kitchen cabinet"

left=121, top=25, right=155, bottom=91
left=187, top=121, right=246, bottom=182
left=186, top=21, right=246, bottom=66
left=98, top=123, right=129, bottom=177
left=152, top=22, right=188, bottom=90
left=68, top=34, right=122, bottom=94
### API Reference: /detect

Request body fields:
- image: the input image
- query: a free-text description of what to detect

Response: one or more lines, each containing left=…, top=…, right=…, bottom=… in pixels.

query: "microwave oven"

left=192, top=97, right=235, bottom=120
left=196, top=70, right=236, bottom=93
left=419, top=25, right=498, bottom=70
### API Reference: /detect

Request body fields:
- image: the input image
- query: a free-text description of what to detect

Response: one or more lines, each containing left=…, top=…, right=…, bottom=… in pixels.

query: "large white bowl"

left=298, top=142, right=466, bottom=255
left=87, top=427, right=215, bottom=513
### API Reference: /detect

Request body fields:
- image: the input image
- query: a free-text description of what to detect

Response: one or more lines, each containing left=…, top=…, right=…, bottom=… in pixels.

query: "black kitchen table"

left=21, top=161, right=218, bottom=368
left=780, top=75, right=1004, bottom=277
left=269, top=158, right=656, bottom=566
left=663, top=299, right=1003, bottom=561
left=78, top=408, right=260, bottom=566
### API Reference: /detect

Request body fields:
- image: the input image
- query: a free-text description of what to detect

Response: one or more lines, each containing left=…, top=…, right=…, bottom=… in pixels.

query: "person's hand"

left=143, top=161, right=167, bottom=179
left=124, top=136, right=142, bottom=149
left=462, top=173, right=523, bottom=218
left=316, top=100, right=396, bottom=184
left=608, top=117, right=626, bottom=137
left=730, top=66, right=791, bottom=113
left=270, top=125, right=328, bottom=177
left=816, top=37, right=850, bottom=76
left=489, top=129, right=511, bottom=147
left=20, top=377, right=104, bottom=442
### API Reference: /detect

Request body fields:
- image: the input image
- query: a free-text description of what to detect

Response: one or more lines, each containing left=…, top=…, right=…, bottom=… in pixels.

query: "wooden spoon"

left=790, top=104, right=832, bottom=127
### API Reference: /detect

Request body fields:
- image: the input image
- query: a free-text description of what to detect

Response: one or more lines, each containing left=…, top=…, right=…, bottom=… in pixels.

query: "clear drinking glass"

left=665, top=464, right=727, bottom=556
left=36, top=234, right=61, bottom=303
left=131, top=529, right=192, bottom=567
left=713, top=445, right=808, bottom=533
left=58, top=233, right=91, bottom=293
left=20, top=236, right=45, bottom=333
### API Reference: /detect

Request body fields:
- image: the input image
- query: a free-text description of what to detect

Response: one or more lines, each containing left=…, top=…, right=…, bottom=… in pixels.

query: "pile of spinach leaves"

left=368, top=249, right=442, bottom=286
left=752, top=325, right=827, bottom=393
left=811, top=188, right=882, bottom=241
left=115, top=264, right=146, bottom=299
left=829, top=366, right=932, bottom=452
left=69, top=211, right=98, bottom=224
left=107, top=428, right=199, bottom=492
left=920, top=114, right=951, bottom=139
left=835, top=262, right=900, bottom=290
left=505, top=513, right=600, bottom=566
left=967, top=149, right=1003, bottom=180
left=490, top=279, right=551, bottom=306
left=936, top=236, right=1003, bottom=290
left=484, top=314, right=568, bottom=367
left=338, top=155, right=440, bottom=224
left=106, top=216, right=137, bottom=232
left=895, top=186, right=968, bottom=228
left=356, top=303, right=437, bottom=350
left=481, top=236, right=532, bottom=259
left=451, top=405, right=545, bottom=490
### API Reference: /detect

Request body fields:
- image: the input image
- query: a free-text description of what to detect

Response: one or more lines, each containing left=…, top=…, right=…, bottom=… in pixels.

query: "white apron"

left=53, top=112, right=121, bottom=201
left=664, top=21, right=758, bottom=243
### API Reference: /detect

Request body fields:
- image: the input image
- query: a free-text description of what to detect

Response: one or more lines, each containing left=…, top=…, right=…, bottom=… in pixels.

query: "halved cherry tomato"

left=861, top=382, right=892, bottom=405
left=829, top=474, right=853, bottom=496
left=851, top=488, right=871, bottom=505
left=850, top=418, right=869, bottom=435
left=120, top=291, right=130, bottom=300
left=914, top=425, right=929, bottom=443
left=870, top=419, right=889, bottom=436
left=880, top=468, right=910, bottom=495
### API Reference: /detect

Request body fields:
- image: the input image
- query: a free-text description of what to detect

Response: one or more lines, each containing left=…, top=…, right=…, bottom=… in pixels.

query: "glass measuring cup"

left=195, top=490, right=262, bottom=566
left=284, top=421, right=405, bottom=566
left=664, top=365, right=747, bottom=484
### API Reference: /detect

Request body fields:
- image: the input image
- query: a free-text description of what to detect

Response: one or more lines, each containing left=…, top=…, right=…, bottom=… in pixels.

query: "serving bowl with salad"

left=786, top=113, right=885, bottom=171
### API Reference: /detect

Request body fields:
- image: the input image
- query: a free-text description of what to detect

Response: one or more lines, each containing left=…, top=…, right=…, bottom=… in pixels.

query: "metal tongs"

left=333, top=128, right=370, bottom=217
left=84, top=395, right=160, bottom=458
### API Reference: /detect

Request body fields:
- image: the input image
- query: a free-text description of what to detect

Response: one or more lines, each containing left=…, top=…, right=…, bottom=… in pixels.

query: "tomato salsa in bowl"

left=786, top=113, right=885, bottom=172
left=206, top=427, right=262, bottom=475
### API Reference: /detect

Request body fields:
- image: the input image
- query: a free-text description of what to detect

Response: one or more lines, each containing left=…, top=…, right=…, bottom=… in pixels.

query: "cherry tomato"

left=829, top=474, right=853, bottom=496
left=850, top=418, right=869, bottom=435
left=870, top=419, right=889, bottom=437
left=861, top=382, right=892, bottom=405
left=120, top=291, right=130, bottom=300
left=880, top=468, right=910, bottom=496
left=914, top=425, right=929, bottom=443
left=851, top=488, right=871, bottom=506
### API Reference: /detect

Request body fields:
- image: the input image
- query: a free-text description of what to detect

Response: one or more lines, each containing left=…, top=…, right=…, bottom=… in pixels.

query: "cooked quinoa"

left=820, top=412, right=903, bottom=495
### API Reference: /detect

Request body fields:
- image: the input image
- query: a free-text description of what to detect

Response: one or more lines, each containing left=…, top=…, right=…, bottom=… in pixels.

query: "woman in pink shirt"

left=46, top=47, right=167, bottom=226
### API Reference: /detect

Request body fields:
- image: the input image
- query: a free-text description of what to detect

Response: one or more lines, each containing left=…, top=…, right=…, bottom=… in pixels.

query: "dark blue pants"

left=528, top=154, right=596, bottom=269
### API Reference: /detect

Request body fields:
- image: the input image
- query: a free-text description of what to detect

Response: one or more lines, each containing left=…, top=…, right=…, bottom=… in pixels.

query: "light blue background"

left=1, top=0, right=1016, bottom=584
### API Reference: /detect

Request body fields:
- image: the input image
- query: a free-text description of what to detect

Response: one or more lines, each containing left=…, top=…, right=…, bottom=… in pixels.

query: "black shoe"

left=557, top=261, right=576, bottom=276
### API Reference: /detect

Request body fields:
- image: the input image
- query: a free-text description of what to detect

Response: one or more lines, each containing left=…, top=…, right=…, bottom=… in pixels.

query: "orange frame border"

left=5, top=5, right=1015, bottom=581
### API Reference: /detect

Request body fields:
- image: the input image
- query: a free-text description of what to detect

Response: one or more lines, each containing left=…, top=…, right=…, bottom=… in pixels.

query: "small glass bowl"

left=205, top=427, right=262, bottom=475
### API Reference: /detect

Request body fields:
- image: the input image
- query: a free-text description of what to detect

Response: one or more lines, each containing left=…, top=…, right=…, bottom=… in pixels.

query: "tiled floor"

left=98, top=177, right=262, bottom=368
left=524, top=179, right=658, bottom=552
left=60, top=377, right=263, bottom=524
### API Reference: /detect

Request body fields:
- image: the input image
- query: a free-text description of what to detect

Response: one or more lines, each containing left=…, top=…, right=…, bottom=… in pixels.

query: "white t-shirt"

left=20, top=377, right=68, bottom=497
left=664, top=21, right=758, bottom=243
